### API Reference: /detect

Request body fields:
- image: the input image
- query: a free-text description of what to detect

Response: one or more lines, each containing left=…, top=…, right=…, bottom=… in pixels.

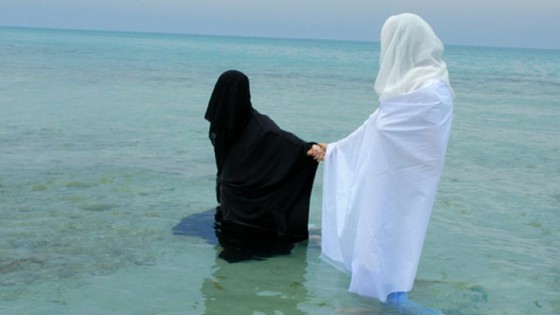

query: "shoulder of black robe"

left=219, top=109, right=318, bottom=241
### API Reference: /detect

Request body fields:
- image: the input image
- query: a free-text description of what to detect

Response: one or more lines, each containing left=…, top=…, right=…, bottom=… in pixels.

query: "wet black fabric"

left=205, top=70, right=318, bottom=241
left=172, top=208, right=296, bottom=263
left=213, top=208, right=295, bottom=263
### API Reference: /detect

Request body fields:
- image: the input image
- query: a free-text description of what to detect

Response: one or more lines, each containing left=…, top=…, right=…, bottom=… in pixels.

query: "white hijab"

left=374, top=13, right=452, bottom=101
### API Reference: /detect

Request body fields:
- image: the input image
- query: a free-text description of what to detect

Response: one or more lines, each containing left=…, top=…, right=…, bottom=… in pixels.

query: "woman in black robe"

left=205, top=70, right=320, bottom=244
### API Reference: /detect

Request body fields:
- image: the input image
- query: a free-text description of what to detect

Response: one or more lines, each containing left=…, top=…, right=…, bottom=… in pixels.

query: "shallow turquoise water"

left=1, top=27, right=559, bottom=314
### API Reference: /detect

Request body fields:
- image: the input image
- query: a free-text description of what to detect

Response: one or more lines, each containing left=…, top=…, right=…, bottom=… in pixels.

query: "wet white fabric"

left=321, top=79, right=453, bottom=302
left=374, top=13, right=452, bottom=101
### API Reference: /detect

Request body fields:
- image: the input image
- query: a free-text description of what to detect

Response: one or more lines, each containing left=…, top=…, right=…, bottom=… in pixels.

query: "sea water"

left=0, top=27, right=559, bottom=315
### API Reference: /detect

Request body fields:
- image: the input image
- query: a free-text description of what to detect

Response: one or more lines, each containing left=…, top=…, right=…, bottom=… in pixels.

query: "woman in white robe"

left=318, top=13, right=454, bottom=303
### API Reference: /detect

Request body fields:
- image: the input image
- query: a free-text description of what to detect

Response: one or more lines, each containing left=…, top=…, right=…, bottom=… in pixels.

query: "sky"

left=1, top=0, right=559, bottom=50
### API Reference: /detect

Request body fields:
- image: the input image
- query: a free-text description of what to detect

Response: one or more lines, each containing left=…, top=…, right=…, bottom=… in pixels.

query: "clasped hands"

left=307, top=143, right=327, bottom=161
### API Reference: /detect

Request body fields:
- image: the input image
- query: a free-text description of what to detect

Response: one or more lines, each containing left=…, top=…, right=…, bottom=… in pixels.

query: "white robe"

left=321, top=79, right=453, bottom=302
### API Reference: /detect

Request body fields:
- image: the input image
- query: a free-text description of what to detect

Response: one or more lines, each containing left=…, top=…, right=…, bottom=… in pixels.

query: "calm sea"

left=1, top=27, right=559, bottom=315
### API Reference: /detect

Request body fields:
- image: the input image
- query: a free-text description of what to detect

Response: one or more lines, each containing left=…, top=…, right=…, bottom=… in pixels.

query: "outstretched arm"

left=307, top=143, right=327, bottom=161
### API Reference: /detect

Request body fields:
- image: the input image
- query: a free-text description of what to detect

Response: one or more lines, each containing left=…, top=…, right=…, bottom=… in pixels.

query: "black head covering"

left=205, top=70, right=253, bottom=173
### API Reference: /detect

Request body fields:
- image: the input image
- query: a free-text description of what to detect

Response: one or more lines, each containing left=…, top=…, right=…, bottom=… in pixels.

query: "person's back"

left=205, top=70, right=318, bottom=243
left=219, top=110, right=318, bottom=240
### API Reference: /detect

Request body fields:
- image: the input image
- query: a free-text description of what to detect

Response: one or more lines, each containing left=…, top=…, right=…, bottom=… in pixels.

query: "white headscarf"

left=374, top=13, right=453, bottom=101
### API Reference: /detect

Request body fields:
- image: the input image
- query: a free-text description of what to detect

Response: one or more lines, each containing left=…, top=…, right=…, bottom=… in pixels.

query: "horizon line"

left=1, top=24, right=558, bottom=52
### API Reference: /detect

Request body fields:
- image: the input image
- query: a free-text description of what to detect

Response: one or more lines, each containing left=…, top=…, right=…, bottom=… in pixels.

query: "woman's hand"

left=307, top=143, right=327, bottom=161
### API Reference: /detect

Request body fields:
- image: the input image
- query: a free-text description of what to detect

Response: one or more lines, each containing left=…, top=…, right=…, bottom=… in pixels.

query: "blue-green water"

left=1, top=27, right=559, bottom=315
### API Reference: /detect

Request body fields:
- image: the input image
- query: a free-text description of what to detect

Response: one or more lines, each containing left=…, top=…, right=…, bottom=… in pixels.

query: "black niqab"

left=205, top=70, right=253, bottom=175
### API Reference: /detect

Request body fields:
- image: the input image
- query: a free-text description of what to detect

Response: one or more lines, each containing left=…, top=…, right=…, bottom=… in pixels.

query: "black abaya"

left=205, top=70, right=318, bottom=242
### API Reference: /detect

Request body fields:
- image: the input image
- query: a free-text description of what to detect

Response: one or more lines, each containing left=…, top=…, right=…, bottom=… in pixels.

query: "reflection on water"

left=202, top=246, right=308, bottom=315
